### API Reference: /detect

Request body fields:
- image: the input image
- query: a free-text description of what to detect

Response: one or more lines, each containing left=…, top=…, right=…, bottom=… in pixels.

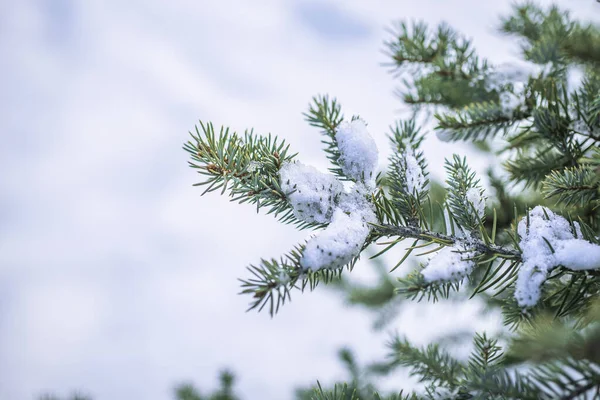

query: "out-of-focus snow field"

left=1, top=1, right=597, bottom=398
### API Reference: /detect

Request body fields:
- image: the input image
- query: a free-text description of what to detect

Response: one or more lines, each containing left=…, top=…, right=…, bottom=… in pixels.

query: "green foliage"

left=386, top=336, right=462, bottom=389
left=309, top=383, right=360, bottom=400
left=183, top=122, right=310, bottom=227
left=444, top=155, right=486, bottom=232
left=543, top=166, right=599, bottom=207
left=238, top=245, right=346, bottom=315
left=34, top=2, right=600, bottom=400
left=384, top=22, right=494, bottom=108
left=434, top=100, right=529, bottom=142
left=501, top=3, right=574, bottom=65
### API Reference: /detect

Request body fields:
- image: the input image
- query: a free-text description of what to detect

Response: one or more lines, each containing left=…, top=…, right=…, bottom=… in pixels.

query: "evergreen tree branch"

left=373, top=224, right=520, bottom=259
left=303, top=95, right=348, bottom=180
left=387, top=120, right=429, bottom=225
left=543, top=166, right=600, bottom=207
left=184, top=121, right=318, bottom=228
left=434, top=101, right=530, bottom=142
left=386, top=336, right=463, bottom=389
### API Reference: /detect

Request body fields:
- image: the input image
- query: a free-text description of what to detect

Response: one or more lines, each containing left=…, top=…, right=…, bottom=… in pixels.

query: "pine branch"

left=561, top=23, right=600, bottom=67
left=311, top=383, right=359, bottom=400
left=238, top=244, right=347, bottom=316
left=530, top=358, right=600, bottom=400
left=387, top=120, right=429, bottom=225
left=184, top=122, right=316, bottom=228
left=385, top=21, right=495, bottom=109
left=373, top=224, right=520, bottom=259
left=505, top=148, right=569, bottom=188
left=444, top=155, right=487, bottom=233
left=303, top=95, right=347, bottom=180
left=501, top=3, right=573, bottom=65
left=395, top=269, right=462, bottom=302
left=434, top=101, right=530, bottom=142
left=384, top=22, right=452, bottom=67
left=386, top=336, right=463, bottom=389
left=543, top=166, right=599, bottom=207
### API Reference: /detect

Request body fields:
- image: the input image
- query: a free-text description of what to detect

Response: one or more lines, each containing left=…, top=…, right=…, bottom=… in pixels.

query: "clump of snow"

left=335, top=119, right=379, bottom=185
left=280, top=120, right=381, bottom=271
left=515, top=206, right=600, bottom=307
left=555, top=240, right=600, bottom=271
left=300, top=184, right=377, bottom=271
left=466, top=187, right=485, bottom=218
left=421, top=245, right=476, bottom=282
left=403, top=150, right=426, bottom=195
left=338, top=182, right=377, bottom=224
left=301, top=209, right=371, bottom=271
left=279, top=161, right=343, bottom=224
left=435, top=129, right=454, bottom=142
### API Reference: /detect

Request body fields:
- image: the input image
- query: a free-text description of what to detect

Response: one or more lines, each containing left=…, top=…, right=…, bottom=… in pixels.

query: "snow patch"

left=280, top=119, right=380, bottom=271
left=338, top=183, right=377, bottom=224
left=403, top=150, right=425, bottom=195
left=300, top=209, right=371, bottom=271
left=279, top=161, right=343, bottom=224
left=421, top=245, right=476, bottom=283
left=335, top=119, right=378, bottom=185
left=515, top=206, right=600, bottom=307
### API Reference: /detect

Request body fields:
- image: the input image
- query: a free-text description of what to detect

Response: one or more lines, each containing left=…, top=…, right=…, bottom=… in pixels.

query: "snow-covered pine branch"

left=184, top=3, right=600, bottom=398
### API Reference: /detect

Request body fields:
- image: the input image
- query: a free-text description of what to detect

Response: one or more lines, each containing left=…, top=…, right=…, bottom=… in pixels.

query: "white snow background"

left=1, top=0, right=598, bottom=399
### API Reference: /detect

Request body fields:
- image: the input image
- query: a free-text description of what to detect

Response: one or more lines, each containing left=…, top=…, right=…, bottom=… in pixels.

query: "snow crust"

left=421, top=245, right=476, bottom=283
left=403, top=150, right=425, bottom=195
left=279, top=161, right=343, bottom=224
left=515, top=206, right=600, bottom=307
left=335, top=119, right=378, bottom=185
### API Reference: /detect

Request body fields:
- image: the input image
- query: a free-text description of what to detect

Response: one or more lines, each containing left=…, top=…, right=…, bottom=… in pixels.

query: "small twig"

left=374, top=223, right=522, bottom=259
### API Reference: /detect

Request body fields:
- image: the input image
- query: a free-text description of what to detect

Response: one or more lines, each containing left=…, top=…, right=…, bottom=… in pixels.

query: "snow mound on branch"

left=515, top=206, right=600, bottom=307
left=280, top=120, right=380, bottom=271
left=335, top=119, right=378, bottom=185
left=403, top=150, right=425, bottom=195
left=421, top=245, right=476, bottom=282
left=300, top=209, right=371, bottom=271
left=279, top=161, right=343, bottom=224
left=338, top=183, right=377, bottom=223
left=301, top=184, right=377, bottom=271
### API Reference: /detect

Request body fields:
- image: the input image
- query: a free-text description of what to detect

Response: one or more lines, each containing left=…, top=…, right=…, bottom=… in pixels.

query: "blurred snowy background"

left=1, top=0, right=598, bottom=399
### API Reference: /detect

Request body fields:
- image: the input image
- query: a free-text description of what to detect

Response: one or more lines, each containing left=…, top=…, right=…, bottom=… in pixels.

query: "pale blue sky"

left=1, top=1, right=598, bottom=399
